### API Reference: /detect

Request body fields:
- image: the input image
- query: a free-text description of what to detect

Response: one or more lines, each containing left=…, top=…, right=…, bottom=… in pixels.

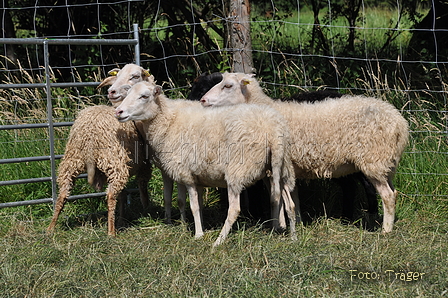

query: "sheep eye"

left=141, top=95, right=149, bottom=99
left=223, top=84, right=232, bottom=89
left=131, top=74, right=141, bottom=80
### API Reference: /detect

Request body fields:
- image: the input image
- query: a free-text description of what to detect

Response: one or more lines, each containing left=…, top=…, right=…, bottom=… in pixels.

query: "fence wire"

left=0, top=0, right=447, bottom=209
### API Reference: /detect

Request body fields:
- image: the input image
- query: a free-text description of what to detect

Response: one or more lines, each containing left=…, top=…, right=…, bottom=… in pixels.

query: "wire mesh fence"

left=0, top=0, right=447, bottom=209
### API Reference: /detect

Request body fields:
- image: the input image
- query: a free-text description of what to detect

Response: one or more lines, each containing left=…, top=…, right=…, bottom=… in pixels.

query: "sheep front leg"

left=177, top=183, right=187, bottom=222
left=162, top=172, right=174, bottom=224
left=186, top=185, right=204, bottom=239
left=213, top=187, right=241, bottom=247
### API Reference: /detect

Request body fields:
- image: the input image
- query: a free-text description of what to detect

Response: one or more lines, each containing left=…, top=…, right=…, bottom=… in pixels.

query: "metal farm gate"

left=0, top=24, right=140, bottom=209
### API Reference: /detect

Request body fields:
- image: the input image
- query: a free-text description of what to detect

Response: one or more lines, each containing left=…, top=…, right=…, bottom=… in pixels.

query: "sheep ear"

left=240, top=78, right=251, bottom=97
left=241, top=79, right=251, bottom=86
left=108, top=68, right=120, bottom=76
left=97, top=76, right=117, bottom=89
left=141, top=68, right=151, bottom=77
left=154, top=85, right=162, bottom=96
left=145, top=74, right=156, bottom=84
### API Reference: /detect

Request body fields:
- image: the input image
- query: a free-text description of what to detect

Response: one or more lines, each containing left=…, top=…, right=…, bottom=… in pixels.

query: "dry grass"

left=0, top=208, right=446, bottom=297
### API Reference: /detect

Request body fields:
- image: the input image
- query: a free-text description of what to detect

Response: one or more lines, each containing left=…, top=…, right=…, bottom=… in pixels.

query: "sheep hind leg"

left=105, top=188, right=118, bottom=237
left=369, top=177, right=397, bottom=234
left=213, top=187, right=241, bottom=247
left=269, top=170, right=282, bottom=233
left=47, top=163, right=82, bottom=234
left=47, top=185, right=71, bottom=234
left=282, top=184, right=297, bottom=241
left=263, top=177, right=286, bottom=229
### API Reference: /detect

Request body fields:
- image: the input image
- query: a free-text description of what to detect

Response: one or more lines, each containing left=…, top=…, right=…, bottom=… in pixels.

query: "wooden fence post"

left=229, top=0, right=254, bottom=74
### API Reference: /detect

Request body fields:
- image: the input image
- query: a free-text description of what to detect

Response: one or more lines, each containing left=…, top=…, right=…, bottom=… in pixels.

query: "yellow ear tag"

left=242, top=79, right=250, bottom=86
left=109, top=70, right=118, bottom=76
left=143, top=70, right=151, bottom=77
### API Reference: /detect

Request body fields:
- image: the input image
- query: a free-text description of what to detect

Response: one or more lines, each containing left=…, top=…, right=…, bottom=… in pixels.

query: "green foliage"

left=0, top=4, right=447, bottom=295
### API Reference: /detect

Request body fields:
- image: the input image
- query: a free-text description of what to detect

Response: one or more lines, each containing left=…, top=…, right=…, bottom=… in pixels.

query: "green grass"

left=1, top=5, right=447, bottom=296
left=0, top=76, right=447, bottom=296
left=0, top=207, right=446, bottom=297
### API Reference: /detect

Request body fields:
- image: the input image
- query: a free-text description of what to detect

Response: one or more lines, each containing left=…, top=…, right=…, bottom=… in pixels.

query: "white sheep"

left=115, top=81, right=297, bottom=246
left=98, top=63, right=153, bottom=105
left=47, top=64, right=155, bottom=236
left=99, top=64, right=188, bottom=224
left=200, top=72, right=409, bottom=234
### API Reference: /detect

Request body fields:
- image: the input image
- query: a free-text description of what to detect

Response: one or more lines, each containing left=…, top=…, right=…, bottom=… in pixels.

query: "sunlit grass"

left=0, top=208, right=446, bottom=297
left=0, top=5, right=447, bottom=296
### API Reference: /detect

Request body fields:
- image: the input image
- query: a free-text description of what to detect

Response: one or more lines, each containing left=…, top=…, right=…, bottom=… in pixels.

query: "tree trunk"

left=229, top=0, right=254, bottom=74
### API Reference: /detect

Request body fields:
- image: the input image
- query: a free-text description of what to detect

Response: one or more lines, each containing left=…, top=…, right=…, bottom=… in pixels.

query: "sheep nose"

left=108, top=88, right=116, bottom=95
left=200, top=97, right=206, bottom=103
left=115, top=109, right=123, bottom=118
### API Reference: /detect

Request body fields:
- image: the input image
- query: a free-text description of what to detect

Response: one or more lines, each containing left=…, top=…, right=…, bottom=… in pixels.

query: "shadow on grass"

left=54, top=175, right=383, bottom=237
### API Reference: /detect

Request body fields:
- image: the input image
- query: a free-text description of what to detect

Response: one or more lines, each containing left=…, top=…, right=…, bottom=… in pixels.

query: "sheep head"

left=97, top=64, right=154, bottom=107
left=187, top=72, right=223, bottom=100
left=115, top=81, right=162, bottom=122
left=200, top=72, right=256, bottom=107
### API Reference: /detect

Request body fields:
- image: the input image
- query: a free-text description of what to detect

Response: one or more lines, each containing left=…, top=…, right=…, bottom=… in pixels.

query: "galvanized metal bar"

left=0, top=38, right=138, bottom=46
left=0, top=35, right=140, bottom=209
left=0, top=177, right=52, bottom=186
left=0, top=122, right=73, bottom=130
left=0, top=198, right=54, bottom=208
left=0, top=155, right=64, bottom=165
left=0, top=192, right=106, bottom=209
left=0, top=82, right=100, bottom=89
left=0, top=174, right=88, bottom=186
left=0, top=189, right=140, bottom=209
left=43, top=41, right=58, bottom=208
left=133, top=24, right=140, bottom=65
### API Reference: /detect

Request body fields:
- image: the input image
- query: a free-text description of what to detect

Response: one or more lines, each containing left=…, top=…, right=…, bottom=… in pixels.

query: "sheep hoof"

left=212, top=238, right=223, bottom=247
left=194, top=233, right=204, bottom=239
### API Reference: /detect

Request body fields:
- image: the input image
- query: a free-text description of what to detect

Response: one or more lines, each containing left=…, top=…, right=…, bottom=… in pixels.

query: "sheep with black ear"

left=115, top=81, right=297, bottom=246
left=187, top=72, right=223, bottom=100
left=47, top=65, right=154, bottom=236
left=190, top=73, right=378, bottom=228
left=200, top=72, right=409, bottom=234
